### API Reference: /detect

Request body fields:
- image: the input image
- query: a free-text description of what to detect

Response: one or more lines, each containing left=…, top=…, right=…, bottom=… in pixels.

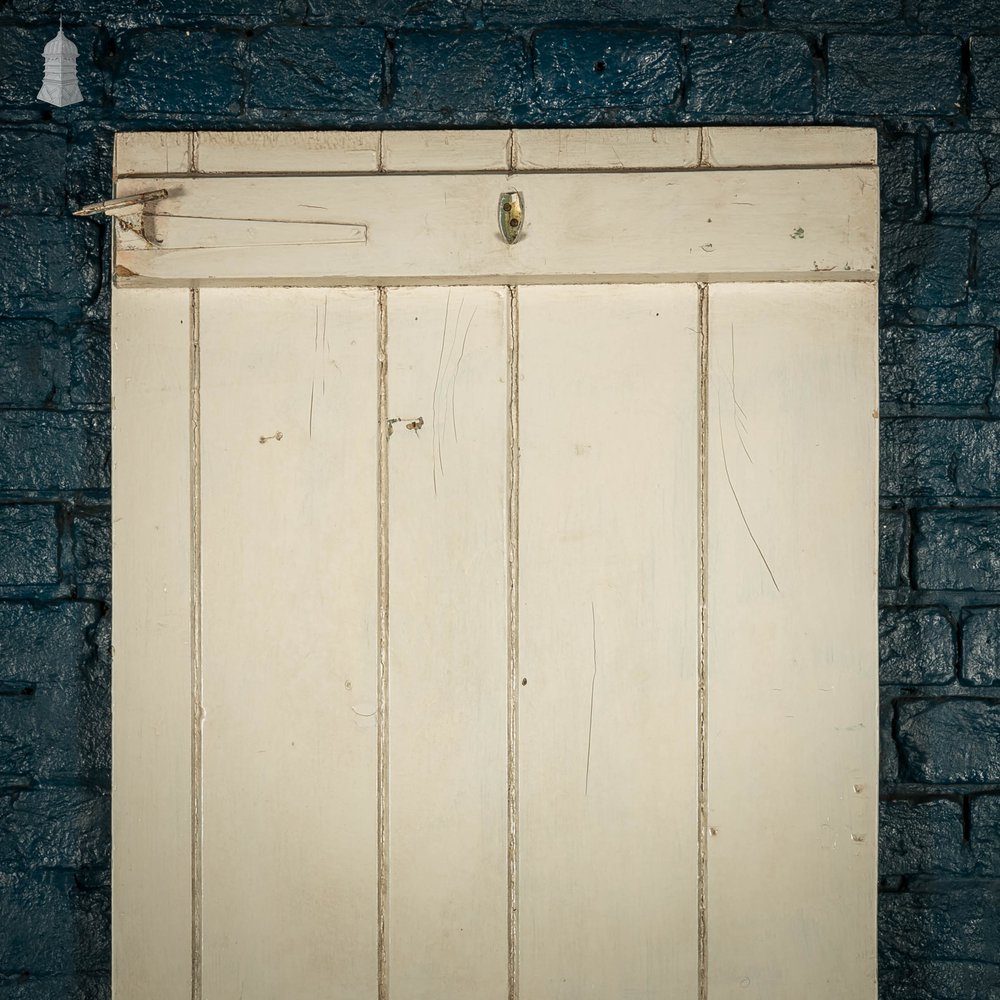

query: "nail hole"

left=594, top=60, right=606, bottom=73
left=521, top=678, right=527, bottom=686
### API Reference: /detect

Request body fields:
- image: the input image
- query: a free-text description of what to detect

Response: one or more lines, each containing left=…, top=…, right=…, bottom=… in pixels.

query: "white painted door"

left=110, top=128, right=879, bottom=1000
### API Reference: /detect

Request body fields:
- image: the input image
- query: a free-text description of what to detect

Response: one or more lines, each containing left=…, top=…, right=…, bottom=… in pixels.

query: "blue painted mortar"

left=0, top=1, right=998, bottom=996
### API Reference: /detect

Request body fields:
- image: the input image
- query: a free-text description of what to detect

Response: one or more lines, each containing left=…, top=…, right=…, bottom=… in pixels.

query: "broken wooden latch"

left=73, top=189, right=169, bottom=248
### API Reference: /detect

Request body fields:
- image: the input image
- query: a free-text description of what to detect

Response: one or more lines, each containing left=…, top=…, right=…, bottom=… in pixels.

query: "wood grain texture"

left=701, top=127, right=877, bottom=167
left=385, top=286, right=510, bottom=999
left=382, top=130, right=510, bottom=171
left=517, top=284, right=701, bottom=1000
left=705, top=282, right=878, bottom=999
left=111, top=287, right=193, bottom=1000
left=114, top=169, right=878, bottom=285
left=197, top=288, right=380, bottom=1000
left=513, top=127, right=699, bottom=169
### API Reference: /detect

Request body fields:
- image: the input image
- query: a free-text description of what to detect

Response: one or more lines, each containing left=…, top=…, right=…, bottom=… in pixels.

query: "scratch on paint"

left=451, top=306, right=477, bottom=442
left=585, top=602, right=598, bottom=796
left=431, top=291, right=452, bottom=496
left=717, top=396, right=780, bottom=593
left=729, top=324, right=752, bottom=463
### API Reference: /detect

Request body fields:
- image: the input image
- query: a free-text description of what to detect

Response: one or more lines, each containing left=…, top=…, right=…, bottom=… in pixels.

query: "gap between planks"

left=377, top=287, right=391, bottom=1000
left=506, top=285, right=521, bottom=1000
left=697, top=282, right=710, bottom=1000
left=189, top=286, right=204, bottom=1000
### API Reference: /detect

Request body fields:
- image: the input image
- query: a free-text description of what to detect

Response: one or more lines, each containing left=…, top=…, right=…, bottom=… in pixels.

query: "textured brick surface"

left=393, top=30, right=531, bottom=123
left=880, top=608, right=955, bottom=685
left=0, top=506, right=59, bottom=588
left=898, top=698, right=1000, bottom=783
left=913, top=510, right=1000, bottom=591
left=534, top=28, right=682, bottom=113
left=686, top=32, right=814, bottom=117
left=0, top=1, right=998, bottom=995
left=880, top=327, right=996, bottom=409
left=882, top=419, right=1000, bottom=499
left=826, top=34, right=962, bottom=116
left=962, top=607, right=1000, bottom=685
left=879, top=799, right=969, bottom=875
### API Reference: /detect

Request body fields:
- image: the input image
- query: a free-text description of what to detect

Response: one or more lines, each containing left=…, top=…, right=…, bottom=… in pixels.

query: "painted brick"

left=0, top=976, right=110, bottom=1000
left=0, top=602, right=96, bottom=686
left=826, top=35, right=962, bottom=116
left=929, top=134, right=1000, bottom=216
left=970, top=795, right=1000, bottom=873
left=0, top=413, right=109, bottom=492
left=882, top=697, right=900, bottom=785
left=898, top=697, right=1000, bottom=783
left=913, top=510, right=1000, bottom=591
left=0, top=873, right=108, bottom=976
left=880, top=327, right=996, bottom=409
left=0, top=26, right=103, bottom=110
left=248, top=28, right=383, bottom=114
left=0, top=130, right=65, bottom=213
left=533, top=29, right=681, bottom=114
left=393, top=30, right=530, bottom=123
left=962, top=607, right=1000, bottom=685
left=10, top=0, right=306, bottom=27
left=308, top=0, right=480, bottom=27
left=879, top=131, right=921, bottom=217
left=67, top=325, right=110, bottom=410
left=686, top=32, right=814, bottom=117
left=0, top=320, right=69, bottom=410
left=971, top=224, right=1000, bottom=298
left=880, top=608, right=955, bottom=685
left=880, top=507, right=908, bottom=588
left=0, top=787, right=109, bottom=869
left=66, top=125, right=114, bottom=212
left=0, top=506, right=59, bottom=588
left=972, top=36, right=1000, bottom=116
left=880, top=887, right=1000, bottom=965
left=881, top=419, right=1000, bottom=499
left=880, top=223, right=971, bottom=308
left=770, top=0, right=901, bottom=21
left=114, top=30, right=245, bottom=115
left=72, top=510, right=110, bottom=590
left=912, top=0, right=1000, bottom=33
left=0, top=218, right=99, bottom=321
left=0, top=670, right=109, bottom=784
left=481, top=0, right=735, bottom=26
left=879, top=799, right=969, bottom=875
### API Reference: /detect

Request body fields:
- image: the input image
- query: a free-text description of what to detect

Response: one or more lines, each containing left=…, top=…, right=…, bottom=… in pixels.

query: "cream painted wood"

left=114, top=131, right=193, bottom=177
left=112, top=128, right=880, bottom=1000
left=513, top=127, right=699, bottom=169
left=518, top=284, right=701, bottom=999
left=197, top=130, right=380, bottom=174
left=701, top=127, right=877, bottom=167
left=114, top=168, right=877, bottom=284
left=385, top=287, right=510, bottom=999
left=705, top=282, right=879, bottom=999
left=111, top=287, right=193, bottom=999
left=115, top=127, right=874, bottom=177
left=198, top=288, right=380, bottom=999
left=382, top=130, right=510, bottom=171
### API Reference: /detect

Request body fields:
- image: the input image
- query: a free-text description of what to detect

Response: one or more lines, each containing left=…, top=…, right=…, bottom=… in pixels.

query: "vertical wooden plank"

left=112, top=287, right=193, bottom=999
left=706, top=282, right=878, bottom=999
left=197, top=288, right=379, bottom=1000
left=385, top=286, right=510, bottom=999
left=518, top=284, right=701, bottom=1000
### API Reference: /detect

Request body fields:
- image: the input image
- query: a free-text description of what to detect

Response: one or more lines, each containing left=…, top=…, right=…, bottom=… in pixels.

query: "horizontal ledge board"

left=114, top=168, right=878, bottom=285
left=114, top=128, right=878, bottom=177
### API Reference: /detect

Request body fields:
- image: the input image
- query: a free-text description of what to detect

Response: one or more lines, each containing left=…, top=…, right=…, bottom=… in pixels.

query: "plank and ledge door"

left=111, top=127, right=878, bottom=1000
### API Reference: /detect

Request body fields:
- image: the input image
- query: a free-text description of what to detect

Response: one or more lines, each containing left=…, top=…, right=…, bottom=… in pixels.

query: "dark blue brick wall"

left=0, top=1, right=998, bottom=996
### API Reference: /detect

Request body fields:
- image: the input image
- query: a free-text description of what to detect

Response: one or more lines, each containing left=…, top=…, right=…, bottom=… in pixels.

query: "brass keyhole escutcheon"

left=499, top=191, right=524, bottom=245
